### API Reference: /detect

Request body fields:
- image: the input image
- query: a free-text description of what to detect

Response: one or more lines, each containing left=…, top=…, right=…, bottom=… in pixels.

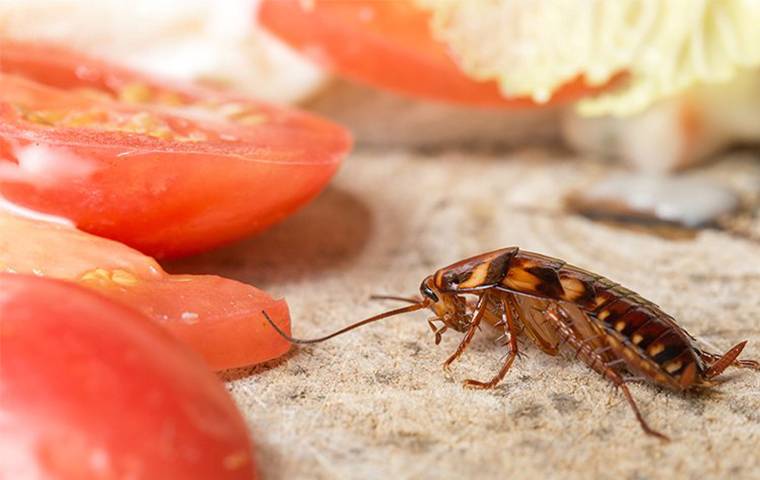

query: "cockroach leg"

left=604, top=358, right=627, bottom=369
left=428, top=318, right=448, bottom=345
left=434, top=327, right=448, bottom=345
left=494, top=332, right=510, bottom=346
left=442, top=294, right=488, bottom=372
left=616, top=381, right=670, bottom=441
left=548, top=305, right=669, bottom=441
left=594, top=346, right=613, bottom=356
left=465, top=297, right=520, bottom=389
left=620, top=376, right=648, bottom=385
left=604, top=358, right=669, bottom=440
left=574, top=334, right=604, bottom=359
left=506, top=294, right=529, bottom=362
left=464, top=353, right=518, bottom=389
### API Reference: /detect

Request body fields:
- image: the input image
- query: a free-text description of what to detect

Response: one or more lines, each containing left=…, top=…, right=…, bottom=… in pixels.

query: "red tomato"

left=0, top=40, right=351, bottom=258
left=0, top=274, right=257, bottom=479
left=258, top=0, right=603, bottom=107
left=0, top=211, right=291, bottom=371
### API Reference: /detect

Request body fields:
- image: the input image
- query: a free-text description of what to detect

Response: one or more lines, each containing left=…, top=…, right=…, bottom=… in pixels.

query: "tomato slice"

left=258, top=0, right=600, bottom=107
left=0, top=211, right=291, bottom=371
left=0, top=40, right=351, bottom=258
left=0, top=274, right=257, bottom=479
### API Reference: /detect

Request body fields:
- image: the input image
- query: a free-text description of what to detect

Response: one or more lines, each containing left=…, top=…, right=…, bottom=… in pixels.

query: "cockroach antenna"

left=369, top=294, right=421, bottom=304
left=261, top=301, right=429, bottom=345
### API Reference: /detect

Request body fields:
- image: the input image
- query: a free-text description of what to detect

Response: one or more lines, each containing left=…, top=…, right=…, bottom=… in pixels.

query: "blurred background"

left=3, top=0, right=759, bottom=233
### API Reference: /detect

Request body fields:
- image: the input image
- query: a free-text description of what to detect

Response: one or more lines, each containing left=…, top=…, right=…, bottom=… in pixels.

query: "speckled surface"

left=169, top=148, right=760, bottom=480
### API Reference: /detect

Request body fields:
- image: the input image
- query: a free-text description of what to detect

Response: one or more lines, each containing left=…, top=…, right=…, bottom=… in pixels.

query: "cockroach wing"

left=559, top=302, right=610, bottom=355
left=512, top=295, right=562, bottom=356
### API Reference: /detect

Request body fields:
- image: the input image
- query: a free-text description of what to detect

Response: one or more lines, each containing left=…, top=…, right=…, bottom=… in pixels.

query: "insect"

left=264, top=247, right=759, bottom=440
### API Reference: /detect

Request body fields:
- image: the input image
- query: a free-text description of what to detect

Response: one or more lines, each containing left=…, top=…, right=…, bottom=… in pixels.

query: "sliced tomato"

left=0, top=40, right=351, bottom=258
left=258, top=0, right=601, bottom=107
left=0, top=211, right=291, bottom=371
left=0, top=274, right=257, bottom=479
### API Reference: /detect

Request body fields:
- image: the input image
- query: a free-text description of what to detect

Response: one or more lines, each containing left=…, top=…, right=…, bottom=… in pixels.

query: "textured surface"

left=169, top=148, right=760, bottom=480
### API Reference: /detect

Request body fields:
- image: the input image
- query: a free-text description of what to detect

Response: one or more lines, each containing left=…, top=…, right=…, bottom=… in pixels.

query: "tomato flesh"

left=0, top=40, right=351, bottom=258
left=258, top=0, right=601, bottom=107
left=0, top=211, right=291, bottom=371
left=0, top=274, right=257, bottom=479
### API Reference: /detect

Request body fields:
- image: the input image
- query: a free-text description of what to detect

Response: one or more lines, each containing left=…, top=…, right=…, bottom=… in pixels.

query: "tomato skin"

left=0, top=41, right=351, bottom=259
left=0, top=212, right=292, bottom=371
left=0, top=274, right=257, bottom=479
left=258, top=0, right=599, bottom=107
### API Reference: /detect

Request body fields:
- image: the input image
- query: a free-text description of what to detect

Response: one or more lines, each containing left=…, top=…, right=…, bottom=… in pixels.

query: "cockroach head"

left=419, top=275, right=440, bottom=303
left=420, top=276, right=469, bottom=332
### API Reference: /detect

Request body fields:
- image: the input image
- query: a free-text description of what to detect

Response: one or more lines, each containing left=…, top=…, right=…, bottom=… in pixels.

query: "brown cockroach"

left=264, top=247, right=759, bottom=440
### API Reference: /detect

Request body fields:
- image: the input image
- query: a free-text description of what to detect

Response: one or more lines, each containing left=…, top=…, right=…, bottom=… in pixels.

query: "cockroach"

left=263, top=247, right=759, bottom=440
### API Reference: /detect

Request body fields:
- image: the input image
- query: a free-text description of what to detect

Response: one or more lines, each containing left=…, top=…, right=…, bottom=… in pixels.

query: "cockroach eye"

left=419, top=280, right=439, bottom=303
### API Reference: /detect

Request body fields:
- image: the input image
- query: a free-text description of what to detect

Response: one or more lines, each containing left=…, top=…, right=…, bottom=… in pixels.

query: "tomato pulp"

left=0, top=40, right=351, bottom=258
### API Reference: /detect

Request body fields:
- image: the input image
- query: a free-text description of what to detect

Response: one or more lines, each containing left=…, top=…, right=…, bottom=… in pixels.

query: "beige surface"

left=170, top=148, right=760, bottom=480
